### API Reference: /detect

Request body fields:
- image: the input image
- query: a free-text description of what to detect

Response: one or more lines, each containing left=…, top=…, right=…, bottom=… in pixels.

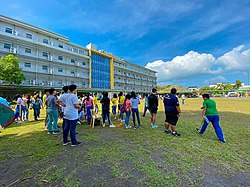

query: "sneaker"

left=53, top=131, right=61, bottom=135
left=196, top=128, right=203, bottom=135
left=138, top=126, right=142, bottom=129
left=152, top=124, right=158, bottom=129
left=134, top=127, right=137, bottom=129
left=118, top=118, right=121, bottom=121
left=121, top=120, right=125, bottom=122
left=165, top=129, right=171, bottom=134
left=47, top=131, right=53, bottom=135
left=71, top=142, right=82, bottom=147
left=142, top=115, right=145, bottom=117
left=126, top=125, right=132, bottom=129
left=172, top=132, right=181, bottom=136
left=109, top=124, right=116, bottom=128
left=220, top=139, right=226, bottom=143
left=63, top=140, right=71, bottom=146
left=77, top=121, right=81, bottom=125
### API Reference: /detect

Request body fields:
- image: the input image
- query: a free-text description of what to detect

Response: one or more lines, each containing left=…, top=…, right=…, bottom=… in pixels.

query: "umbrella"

left=0, top=103, right=14, bottom=128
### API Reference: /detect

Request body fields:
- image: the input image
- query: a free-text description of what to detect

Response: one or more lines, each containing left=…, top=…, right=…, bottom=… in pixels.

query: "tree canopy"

left=0, top=54, right=26, bottom=85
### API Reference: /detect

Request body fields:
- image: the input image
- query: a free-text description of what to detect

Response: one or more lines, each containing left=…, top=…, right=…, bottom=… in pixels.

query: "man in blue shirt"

left=163, top=88, right=181, bottom=136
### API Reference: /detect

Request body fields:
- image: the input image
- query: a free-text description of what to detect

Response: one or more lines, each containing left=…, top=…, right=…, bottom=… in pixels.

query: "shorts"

left=165, top=111, right=178, bottom=126
left=150, top=108, right=158, bottom=114
left=118, top=104, right=123, bottom=110
left=112, top=106, right=117, bottom=114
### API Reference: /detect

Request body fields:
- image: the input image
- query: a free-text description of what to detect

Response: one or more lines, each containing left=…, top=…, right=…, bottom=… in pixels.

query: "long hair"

left=125, top=94, right=131, bottom=102
left=86, top=93, right=90, bottom=101
left=131, top=91, right=136, bottom=99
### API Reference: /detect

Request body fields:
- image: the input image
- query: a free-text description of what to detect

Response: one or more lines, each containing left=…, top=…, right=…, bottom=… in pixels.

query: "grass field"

left=0, top=97, right=249, bottom=187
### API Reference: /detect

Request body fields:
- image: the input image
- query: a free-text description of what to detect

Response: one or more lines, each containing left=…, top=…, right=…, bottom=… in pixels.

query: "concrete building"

left=0, top=15, right=156, bottom=93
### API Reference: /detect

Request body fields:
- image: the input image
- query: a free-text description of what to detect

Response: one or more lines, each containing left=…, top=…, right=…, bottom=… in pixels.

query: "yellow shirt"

left=118, top=96, right=125, bottom=104
left=93, top=96, right=98, bottom=105
left=112, top=98, right=118, bottom=106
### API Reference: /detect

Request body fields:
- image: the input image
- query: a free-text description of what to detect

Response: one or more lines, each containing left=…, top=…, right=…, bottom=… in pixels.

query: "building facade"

left=0, top=15, right=156, bottom=93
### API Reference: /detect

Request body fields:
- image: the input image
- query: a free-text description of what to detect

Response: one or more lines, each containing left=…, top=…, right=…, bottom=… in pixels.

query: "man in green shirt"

left=197, top=94, right=226, bottom=143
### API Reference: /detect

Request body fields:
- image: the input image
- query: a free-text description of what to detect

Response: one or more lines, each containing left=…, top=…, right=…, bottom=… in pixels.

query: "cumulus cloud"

left=203, top=76, right=226, bottom=85
left=146, top=45, right=250, bottom=83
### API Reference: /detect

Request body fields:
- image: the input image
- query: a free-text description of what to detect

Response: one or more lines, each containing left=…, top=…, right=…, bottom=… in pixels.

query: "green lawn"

left=0, top=97, right=249, bottom=187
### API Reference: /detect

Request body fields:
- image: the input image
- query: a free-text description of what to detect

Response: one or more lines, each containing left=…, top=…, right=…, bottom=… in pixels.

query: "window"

left=4, top=43, right=11, bottom=49
left=43, top=39, right=48, bottom=44
left=71, top=59, right=75, bottom=63
left=25, top=48, right=31, bottom=53
left=79, top=50, right=85, bottom=55
left=58, top=56, right=63, bottom=60
left=82, top=82, right=86, bottom=86
left=82, top=62, right=86, bottom=66
left=58, top=68, right=63, bottom=73
left=26, top=33, right=32, bottom=39
left=5, top=28, right=12, bottom=34
left=25, top=62, right=31, bottom=68
left=42, top=65, right=48, bottom=70
left=58, top=44, right=63, bottom=48
left=71, top=81, right=74, bottom=84
left=73, top=48, right=78, bottom=53
left=71, top=70, right=75, bottom=74
left=58, top=81, right=62, bottom=86
left=43, top=52, right=48, bottom=57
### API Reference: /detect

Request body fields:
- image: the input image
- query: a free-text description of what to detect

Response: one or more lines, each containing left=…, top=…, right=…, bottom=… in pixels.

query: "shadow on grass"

left=0, top=110, right=249, bottom=186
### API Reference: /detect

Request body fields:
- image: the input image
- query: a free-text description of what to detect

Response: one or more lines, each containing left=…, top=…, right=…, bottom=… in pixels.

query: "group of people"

left=9, top=85, right=226, bottom=146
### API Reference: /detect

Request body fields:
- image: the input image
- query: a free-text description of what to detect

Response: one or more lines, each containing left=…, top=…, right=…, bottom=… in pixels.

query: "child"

left=14, top=94, right=22, bottom=124
left=32, top=97, right=42, bottom=121
left=100, top=92, right=115, bottom=127
left=111, top=93, right=118, bottom=119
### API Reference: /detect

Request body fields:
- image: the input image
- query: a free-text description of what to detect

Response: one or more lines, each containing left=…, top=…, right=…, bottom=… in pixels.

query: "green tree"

left=234, top=80, right=242, bottom=89
left=0, top=54, right=26, bottom=85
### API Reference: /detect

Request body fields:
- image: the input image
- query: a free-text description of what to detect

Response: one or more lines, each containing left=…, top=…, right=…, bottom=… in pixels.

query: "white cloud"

left=203, top=76, right=226, bottom=85
left=217, top=45, right=250, bottom=71
left=146, top=45, right=250, bottom=83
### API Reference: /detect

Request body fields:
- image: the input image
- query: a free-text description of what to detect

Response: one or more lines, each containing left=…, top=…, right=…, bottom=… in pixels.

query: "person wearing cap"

left=163, top=88, right=181, bottom=136
left=148, top=88, right=158, bottom=128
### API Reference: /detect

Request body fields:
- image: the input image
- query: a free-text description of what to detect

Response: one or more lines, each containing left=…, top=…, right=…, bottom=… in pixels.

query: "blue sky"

left=1, top=0, right=250, bottom=87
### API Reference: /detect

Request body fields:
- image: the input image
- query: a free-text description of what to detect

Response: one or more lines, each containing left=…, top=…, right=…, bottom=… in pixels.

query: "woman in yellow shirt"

left=111, top=93, right=118, bottom=119
left=118, top=92, right=125, bottom=122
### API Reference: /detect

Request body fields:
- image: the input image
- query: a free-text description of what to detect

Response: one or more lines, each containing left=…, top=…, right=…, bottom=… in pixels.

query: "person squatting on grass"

left=46, top=88, right=61, bottom=135
left=100, top=92, right=115, bottom=127
left=84, top=93, right=94, bottom=125
left=130, top=91, right=141, bottom=129
left=196, top=94, right=226, bottom=143
left=124, top=94, right=132, bottom=129
left=60, top=84, right=82, bottom=146
left=112, top=93, right=118, bottom=119
left=163, top=88, right=181, bottom=136
left=118, top=92, right=125, bottom=122
left=148, top=88, right=159, bottom=129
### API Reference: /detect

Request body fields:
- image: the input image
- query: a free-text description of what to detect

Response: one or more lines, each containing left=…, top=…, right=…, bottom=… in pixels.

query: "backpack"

left=120, top=101, right=127, bottom=113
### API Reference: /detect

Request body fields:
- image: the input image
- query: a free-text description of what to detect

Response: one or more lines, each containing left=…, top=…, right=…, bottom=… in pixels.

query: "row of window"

left=3, top=43, right=87, bottom=65
left=4, top=27, right=87, bottom=55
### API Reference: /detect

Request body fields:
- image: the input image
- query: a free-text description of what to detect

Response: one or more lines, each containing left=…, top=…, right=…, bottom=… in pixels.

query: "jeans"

left=21, top=106, right=29, bottom=120
left=132, top=108, right=141, bottom=128
left=200, top=115, right=225, bottom=141
left=118, top=104, right=124, bottom=119
left=112, top=106, right=117, bottom=114
left=33, top=108, right=40, bottom=120
left=102, top=110, right=111, bottom=125
left=86, top=105, right=93, bottom=124
left=47, top=109, right=58, bottom=132
left=125, top=110, right=131, bottom=127
left=63, top=119, right=77, bottom=144
left=142, top=106, right=149, bottom=116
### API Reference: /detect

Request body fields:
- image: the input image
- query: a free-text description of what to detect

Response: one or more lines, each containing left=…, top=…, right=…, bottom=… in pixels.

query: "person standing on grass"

left=32, top=96, right=42, bottom=121
left=60, top=84, right=82, bottom=146
left=59, top=86, right=70, bottom=130
left=46, top=88, right=61, bottom=135
left=100, top=92, right=115, bottom=127
left=148, top=88, right=159, bottom=129
left=118, top=92, right=125, bottom=122
left=21, top=95, right=29, bottom=122
left=93, top=93, right=99, bottom=114
left=84, top=93, right=94, bottom=124
left=181, top=94, right=185, bottom=105
left=43, top=89, right=49, bottom=129
left=163, top=88, right=181, bottom=136
left=14, top=94, right=22, bottom=124
left=196, top=94, right=226, bottom=143
left=142, top=94, right=149, bottom=117
left=130, top=91, right=141, bottom=129
left=124, top=94, right=132, bottom=129
left=112, top=93, right=118, bottom=119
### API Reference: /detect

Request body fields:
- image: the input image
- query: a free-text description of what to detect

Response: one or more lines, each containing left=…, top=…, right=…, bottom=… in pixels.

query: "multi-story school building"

left=0, top=15, right=156, bottom=94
